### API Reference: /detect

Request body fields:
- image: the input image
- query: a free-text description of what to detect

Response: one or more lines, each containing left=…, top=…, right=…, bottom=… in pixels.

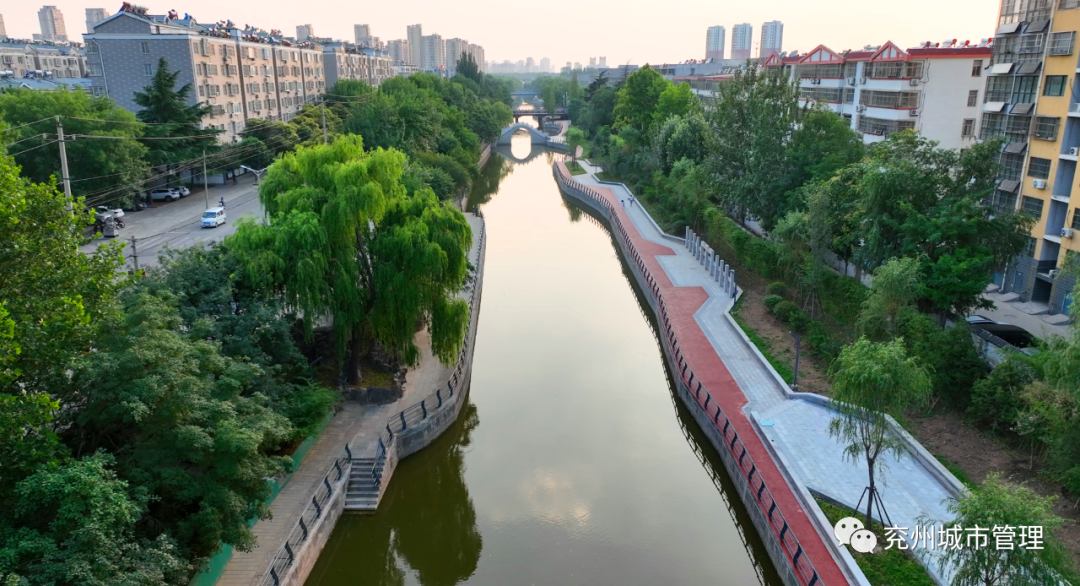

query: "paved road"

left=80, top=174, right=265, bottom=269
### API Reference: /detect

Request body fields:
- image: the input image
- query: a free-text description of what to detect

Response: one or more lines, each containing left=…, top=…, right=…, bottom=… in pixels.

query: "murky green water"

left=305, top=136, right=782, bottom=586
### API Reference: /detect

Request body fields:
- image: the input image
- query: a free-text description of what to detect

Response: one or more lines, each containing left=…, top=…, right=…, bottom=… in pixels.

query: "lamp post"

left=790, top=331, right=801, bottom=391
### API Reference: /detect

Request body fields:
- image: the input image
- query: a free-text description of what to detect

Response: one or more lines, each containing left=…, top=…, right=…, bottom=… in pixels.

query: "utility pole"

left=321, top=101, right=328, bottom=144
left=130, top=235, right=139, bottom=271
left=56, top=116, right=72, bottom=214
left=202, top=150, right=210, bottom=209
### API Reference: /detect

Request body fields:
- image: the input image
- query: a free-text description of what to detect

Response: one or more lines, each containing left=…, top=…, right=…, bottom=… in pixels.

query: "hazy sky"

left=5, top=0, right=998, bottom=66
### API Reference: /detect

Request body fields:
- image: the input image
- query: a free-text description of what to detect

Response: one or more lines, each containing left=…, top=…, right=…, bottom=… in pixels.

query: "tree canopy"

left=133, top=57, right=219, bottom=166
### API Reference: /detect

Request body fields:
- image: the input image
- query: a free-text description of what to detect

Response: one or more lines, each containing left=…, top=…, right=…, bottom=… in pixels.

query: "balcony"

left=1069, top=102, right=1080, bottom=118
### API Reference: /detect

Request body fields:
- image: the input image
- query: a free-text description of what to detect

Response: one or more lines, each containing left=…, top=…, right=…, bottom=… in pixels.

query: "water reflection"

left=307, top=138, right=781, bottom=586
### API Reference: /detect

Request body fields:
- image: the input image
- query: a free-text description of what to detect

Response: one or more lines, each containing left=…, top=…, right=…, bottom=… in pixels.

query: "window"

left=971, top=60, right=983, bottom=77
left=1023, top=237, right=1038, bottom=258
left=144, top=63, right=153, bottom=76
left=1029, top=157, right=1052, bottom=179
left=967, top=90, right=979, bottom=107
left=962, top=118, right=976, bottom=137
left=1035, top=116, right=1061, bottom=140
left=1063, top=0, right=1080, bottom=9
left=141, top=41, right=150, bottom=54
left=92, top=86, right=106, bottom=96
left=89, top=63, right=103, bottom=76
left=1022, top=196, right=1045, bottom=217
left=1044, top=75, right=1068, bottom=96
left=1073, top=208, right=1080, bottom=230
left=1049, top=31, right=1076, bottom=55
left=1013, top=75, right=1038, bottom=103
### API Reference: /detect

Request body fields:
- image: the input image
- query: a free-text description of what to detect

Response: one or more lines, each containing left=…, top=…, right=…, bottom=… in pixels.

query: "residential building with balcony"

left=85, top=10, right=325, bottom=143
left=0, top=41, right=87, bottom=78
left=706, top=25, right=725, bottom=60
left=996, top=0, right=1080, bottom=315
left=763, top=40, right=992, bottom=151
left=732, top=23, right=752, bottom=61
left=322, top=41, right=395, bottom=88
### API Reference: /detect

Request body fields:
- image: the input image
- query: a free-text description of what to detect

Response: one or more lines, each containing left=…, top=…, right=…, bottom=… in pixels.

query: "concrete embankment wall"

left=554, top=168, right=812, bottom=586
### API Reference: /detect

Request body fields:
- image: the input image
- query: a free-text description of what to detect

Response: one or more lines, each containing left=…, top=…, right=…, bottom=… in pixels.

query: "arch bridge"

left=496, top=123, right=568, bottom=151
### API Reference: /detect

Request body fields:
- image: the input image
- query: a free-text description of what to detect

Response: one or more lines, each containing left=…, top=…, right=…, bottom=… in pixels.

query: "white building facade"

left=706, top=25, right=726, bottom=60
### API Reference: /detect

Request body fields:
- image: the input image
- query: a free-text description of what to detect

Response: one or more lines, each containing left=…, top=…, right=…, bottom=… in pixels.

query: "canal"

left=305, top=133, right=783, bottom=586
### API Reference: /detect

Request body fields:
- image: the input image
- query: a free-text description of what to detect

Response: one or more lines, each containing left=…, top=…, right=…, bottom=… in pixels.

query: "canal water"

left=305, top=134, right=783, bottom=586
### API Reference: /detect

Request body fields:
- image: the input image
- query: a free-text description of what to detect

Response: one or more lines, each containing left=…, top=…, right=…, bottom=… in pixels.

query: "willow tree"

left=230, top=136, right=472, bottom=384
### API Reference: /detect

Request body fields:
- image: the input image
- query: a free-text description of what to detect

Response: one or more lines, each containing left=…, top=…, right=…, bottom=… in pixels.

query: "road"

left=80, top=174, right=265, bottom=269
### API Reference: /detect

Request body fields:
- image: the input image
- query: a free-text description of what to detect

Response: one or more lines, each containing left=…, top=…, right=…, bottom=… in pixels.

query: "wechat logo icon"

left=834, top=517, right=863, bottom=546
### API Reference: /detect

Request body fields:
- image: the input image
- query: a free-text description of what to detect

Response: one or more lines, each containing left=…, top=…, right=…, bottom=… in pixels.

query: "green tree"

left=230, top=136, right=472, bottom=384
left=566, top=127, right=585, bottom=162
left=939, top=474, right=1077, bottom=586
left=456, top=53, right=482, bottom=85
left=241, top=119, right=300, bottom=155
left=852, top=133, right=1032, bottom=319
left=857, top=256, right=923, bottom=340
left=829, top=338, right=932, bottom=529
left=613, top=65, right=669, bottom=136
left=653, top=82, right=696, bottom=125
left=0, top=452, right=189, bottom=586
left=655, top=112, right=714, bottom=174
left=707, top=65, right=802, bottom=229
left=0, top=89, right=150, bottom=208
left=133, top=57, right=219, bottom=166
left=69, top=291, right=293, bottom=559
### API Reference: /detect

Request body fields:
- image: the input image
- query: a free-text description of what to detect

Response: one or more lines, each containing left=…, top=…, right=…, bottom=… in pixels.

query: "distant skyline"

left=4, top=0, right=994, bottom=66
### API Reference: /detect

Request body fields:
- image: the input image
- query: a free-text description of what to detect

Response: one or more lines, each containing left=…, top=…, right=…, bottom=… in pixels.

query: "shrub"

left=966, top=354, right=1036, bottom=435
left=788, top=309, right=810, bottom=333
left=805, top=321, right=843, bottom=362
left=772, top=300, right=799, bottom=322
left=763, top=294, right=784, bottom=311
left=766, top=281, right=788, bottom=297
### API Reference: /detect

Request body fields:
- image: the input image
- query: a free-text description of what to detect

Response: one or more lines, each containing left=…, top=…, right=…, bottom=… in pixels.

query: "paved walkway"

left=216, top=212, right=482, bottom=586
left=570, top=160, right=960, bottom=585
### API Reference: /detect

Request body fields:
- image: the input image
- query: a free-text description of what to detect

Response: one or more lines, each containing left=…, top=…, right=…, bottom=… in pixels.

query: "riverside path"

left=565, top=159, right=964, bottom=586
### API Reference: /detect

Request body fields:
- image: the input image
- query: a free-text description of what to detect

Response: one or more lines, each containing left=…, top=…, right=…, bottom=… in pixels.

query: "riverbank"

left=555, top=158, right=968, bottom=586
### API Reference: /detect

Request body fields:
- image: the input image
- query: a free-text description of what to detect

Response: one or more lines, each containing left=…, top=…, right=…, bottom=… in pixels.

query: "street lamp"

left=240, top=165, right=269, bottom=184
left=790, top=331, right=801, bottom=391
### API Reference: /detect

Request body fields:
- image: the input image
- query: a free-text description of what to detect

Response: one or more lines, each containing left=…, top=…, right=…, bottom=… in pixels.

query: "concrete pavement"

left=571, top=159, right=963, bottom=585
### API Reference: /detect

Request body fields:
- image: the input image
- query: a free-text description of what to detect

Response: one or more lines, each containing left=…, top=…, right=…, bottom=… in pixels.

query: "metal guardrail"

left=552, top=162, right=823, bottom=586
left=257, top=213, right=487, bottom=586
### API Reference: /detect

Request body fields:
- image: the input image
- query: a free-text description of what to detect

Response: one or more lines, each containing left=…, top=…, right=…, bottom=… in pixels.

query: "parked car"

left=93, top=205, right=124, bottom=222
left=176, top=186, right=191, bottom=197
left=148, top=188, right=181, bottom=202
left=975, top=323, right=1037, bottom=349
left=200, top=206, right=226, bottom=228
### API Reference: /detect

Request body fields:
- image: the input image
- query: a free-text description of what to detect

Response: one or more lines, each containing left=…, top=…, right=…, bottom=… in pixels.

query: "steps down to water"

left=344, top=457, right=385, bottom=511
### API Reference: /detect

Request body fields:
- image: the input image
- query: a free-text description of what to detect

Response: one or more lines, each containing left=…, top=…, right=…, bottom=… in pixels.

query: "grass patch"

left=358, top=361, right=395, bottom=388
left=934, top=454, right=975, bottom=489
left=731, top=296, right=795, bottom=384
left=567, top=161, right=587, bottom=175
left=596, top=171, right=619, bottom=183
left=815, top=497, right=937, bottom=586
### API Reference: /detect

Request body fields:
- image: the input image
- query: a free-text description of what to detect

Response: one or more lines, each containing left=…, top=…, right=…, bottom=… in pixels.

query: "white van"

left=201, top=207, right=226, bottom=228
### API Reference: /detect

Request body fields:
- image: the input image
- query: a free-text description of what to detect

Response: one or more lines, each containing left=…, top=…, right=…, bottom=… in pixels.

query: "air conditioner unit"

left=909, top=78, right=921, bottom=86
left=847, top=77, right=856, bottom=85
left=860, top=77, right=867, bottom=85
left=1033, top=179, right=1047, bottom=189
left=1049, top=269, right=1059, bottom=278
left=856, top=105, right=866, bottom=112
left=909, top=109, right=920, bottom=117
left=1062, top=228, right=1074, bottom=238
left=1071, top=147, right=1079, bottom=157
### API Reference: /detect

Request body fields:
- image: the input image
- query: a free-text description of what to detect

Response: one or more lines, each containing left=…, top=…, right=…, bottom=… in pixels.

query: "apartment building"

left=994, top=0, right=1080, bottom=314
left=706, top=25, right=725, bottom=60
left=322, top=41, right=395, bottom=88
left=764, top=39, right=991, bottom=151
left=0, top=40, right=87, bottom=78
left=86, top=8, right=109, bottom=34
left=386, top=39, right=409, bottom=64
left=407, top=24, right=422, bottom=67
left=732, top=23, right=752, bottom=60
left=760, top=21, right=784, bottom=60
left=38, top=6, right=68, bottom=42
left=420, top=34, right=445, bottom=71
left=86, top=10, right=325, bottom=143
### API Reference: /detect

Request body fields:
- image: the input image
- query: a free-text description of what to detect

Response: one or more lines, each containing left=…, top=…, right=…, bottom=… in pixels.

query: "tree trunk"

left=865, top=457, right=876, bottom=530
left=345, top=328, right=364, bottom=386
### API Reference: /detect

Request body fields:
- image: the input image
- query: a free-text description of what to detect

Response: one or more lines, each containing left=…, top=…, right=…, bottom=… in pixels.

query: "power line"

left=0, top=116, right=57, bottom=133
left=8, top=140, right=60, bottom=158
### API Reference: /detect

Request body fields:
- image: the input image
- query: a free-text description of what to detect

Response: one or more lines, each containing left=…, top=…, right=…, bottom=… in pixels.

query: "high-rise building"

left=296, top=24, right=314, bottom=41
left=574, top=61, right=581, bottom=70
left=407, top=24, right=423, bottom=67
left=540, top=57, right=550, bottom=72
left=38, top=6, right=68, bottom=42
left=354, top=24, right=370, bottom=44
left=760, top=20, right=783, bottom=59
left=526, top=56, right=536, bottom=71
left=731, top=23, right=752, bottom=61
left=589, top=57, right=597, bottom=67
left=420, top=34, right=445, bottom=71
left=599, top=56, right=607, bottom=67
left=0, top=14, right=7, bottom=39
left=706, top=25, right=726, bottom=60
left=446, top=38, right=468, bottom=69
left=387, top=39, right=409, bottom=64
left=85, top=8, right=109, bottom=35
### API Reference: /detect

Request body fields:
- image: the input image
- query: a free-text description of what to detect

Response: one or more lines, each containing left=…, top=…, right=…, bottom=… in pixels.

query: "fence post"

left=421, top=400, right=428, bottom=419
left=400, top=411, right=407, bottom=430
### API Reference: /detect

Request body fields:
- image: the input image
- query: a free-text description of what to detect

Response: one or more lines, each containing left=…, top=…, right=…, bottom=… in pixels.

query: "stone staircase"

left=343, top=457, right=384, bottom=511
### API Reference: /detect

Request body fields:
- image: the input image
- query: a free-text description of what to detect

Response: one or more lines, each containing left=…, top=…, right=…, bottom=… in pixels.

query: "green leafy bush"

left=766, top=281, right=788, bottom=297
left=771, top=300, right=799, bottom=321
left=966, top=354, right=1036, bottom=434
left=787, top=309, right=810, bottom=333
left=763, top=294, right=784, bottom=311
